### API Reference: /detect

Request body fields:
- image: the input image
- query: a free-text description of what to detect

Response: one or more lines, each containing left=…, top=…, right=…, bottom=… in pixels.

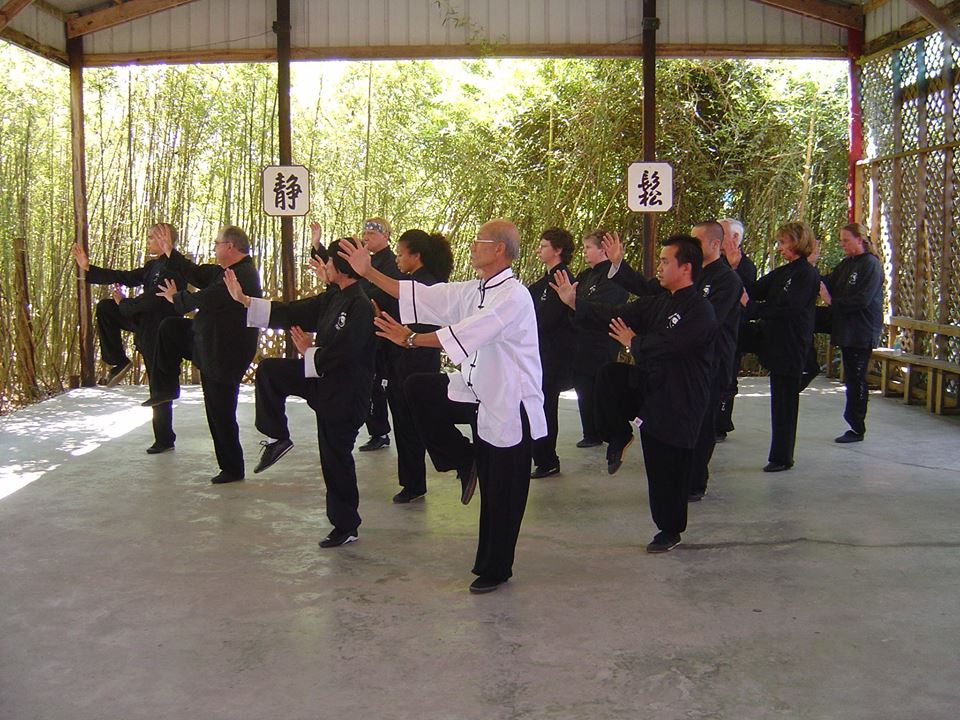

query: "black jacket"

left=698, top=258, right=744, bottom=385
left=265, top=282, right=376, bottom=424
left=528, top=263, right=576, bottom=389
left=85, top=257, right=185, bottom=366
left=166, top=250, right=263, bottom=384
left=388, top=266, right=443, bottom=381
left=572, top=260, right=629, bottom=372
left=747, top=257, right=819, bottom=376
left=576, top=285, right=717, bottom=449
left=361, top=247, right=402, bottom=319
left=822, top=253, right=883, bottom=349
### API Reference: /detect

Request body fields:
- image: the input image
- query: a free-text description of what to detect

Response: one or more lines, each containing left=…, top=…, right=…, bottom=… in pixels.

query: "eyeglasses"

left=214, top=240, right=231, bottom=246
left=471, top=239, right=498, bottom=246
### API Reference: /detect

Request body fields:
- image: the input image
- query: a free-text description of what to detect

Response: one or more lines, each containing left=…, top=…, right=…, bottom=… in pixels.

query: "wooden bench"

left=870, top=316, right=960, bottom=414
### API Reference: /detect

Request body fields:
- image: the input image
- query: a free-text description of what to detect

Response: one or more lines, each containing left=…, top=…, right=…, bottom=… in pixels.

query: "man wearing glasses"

left=144, top=225, right=263, bottom=484
left=339, top=220, right=546, bottom=594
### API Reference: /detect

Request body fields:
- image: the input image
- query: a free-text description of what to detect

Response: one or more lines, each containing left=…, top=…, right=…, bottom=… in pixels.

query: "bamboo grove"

left=0, top=44, right=850, bottom=412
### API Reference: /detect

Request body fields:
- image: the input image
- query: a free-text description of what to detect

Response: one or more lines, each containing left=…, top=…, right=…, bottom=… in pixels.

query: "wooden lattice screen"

left=856, top=32, right=960, bottom=363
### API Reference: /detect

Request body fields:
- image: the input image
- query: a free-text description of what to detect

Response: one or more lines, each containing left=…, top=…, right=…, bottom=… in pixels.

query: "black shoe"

left=576, top=438, right=602, bottom=448
left=715, top=432, right=727, bottom=443
left=606, top=433, right=634, bottom=475
left=469, top=577, right=506, bottom=594
left=458, top=460, right=478, bottom=505
left=688, top=490, right=705, bottom=502
left=834, top=430, right=864, bottom=444
left=141, top=391, right=178, bottom=408
left=211, top=472, right=244, bottom=484
left=762, top=461, right=793, bottom=473
left=646, top=532, right=681, bottom=553
left=530, top=463, right=560, bottom=479
left=254, top=438, right=294, bottom=474
left=319, top=528, right=358, bottom=548
left=146, top=442, right=174, bottom=455
left=358, top=435, right=390, bottom=452
left=104, top=360, right=132, bottom=388
left=392, top=488, right=426, bottom=504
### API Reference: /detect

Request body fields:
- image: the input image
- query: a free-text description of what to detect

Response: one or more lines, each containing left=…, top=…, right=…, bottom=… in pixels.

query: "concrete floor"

left=1, top=376, right=959, bottom=720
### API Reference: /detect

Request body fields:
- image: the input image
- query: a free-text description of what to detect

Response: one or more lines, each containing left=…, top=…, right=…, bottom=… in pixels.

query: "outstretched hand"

left=819, top=281, right=832, bottom=306
left=548, top=271, right=579, bottom=310
left=608, top=317, right=636, bottom=348
left=71, top=243, right=90, bottom=271
left=600, top=231, right=624, bottom=266
left=373, top=311, right=411, bottom=347
left=290, top=326, right=314, bottom=355
left=156, top=277, right=178, bottom=304
left=310, top=221, right=322, bottom=250
left=223, top=268, right=248, bottom=306
left=337, top=237, right=372, bottom=278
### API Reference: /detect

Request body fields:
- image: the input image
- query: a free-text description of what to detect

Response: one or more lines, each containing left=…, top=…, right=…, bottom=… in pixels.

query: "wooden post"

left=848, top=28, right=865, bottom=222
left=68, top=35, right=95, bottom=387
left=939, top=39, right=954, bottom=335
left=275, top=0, right=297, bottom=358
left=890, top=50, right=903, bottom=319
left=915, top=40, right=929, bottom=322
left=641, top=0, right=658, bottom=278
left=13, top=236, right=40, bottom=401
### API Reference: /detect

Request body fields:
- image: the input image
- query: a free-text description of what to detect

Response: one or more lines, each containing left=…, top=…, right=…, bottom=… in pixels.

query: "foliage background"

left=0, top=44, right=849, bottom=411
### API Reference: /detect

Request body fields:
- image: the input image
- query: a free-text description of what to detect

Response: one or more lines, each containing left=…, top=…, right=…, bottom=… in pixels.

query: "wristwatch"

left=405, top=332, right=417, bottom=349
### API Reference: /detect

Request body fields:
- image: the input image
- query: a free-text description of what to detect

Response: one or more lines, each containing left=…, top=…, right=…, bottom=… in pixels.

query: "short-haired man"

left=146, top=225, right=263, bottom=484
left=717, top=218, right=757, bottom=439
left=224, top=239, right=376, bottom=548
left=339, top=219, right=547, bottom=593
left=72, top=224, right=186, bottom=453
left=356, top=217, right=403, bottom=452
left=552, top=236, right=717, bottom=553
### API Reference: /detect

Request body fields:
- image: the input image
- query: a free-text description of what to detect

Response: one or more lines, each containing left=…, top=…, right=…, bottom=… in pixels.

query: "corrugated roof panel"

left=8, top=4, right=67, bottom=54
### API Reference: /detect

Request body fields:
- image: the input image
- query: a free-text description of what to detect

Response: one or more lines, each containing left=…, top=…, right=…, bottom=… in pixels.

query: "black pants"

left=531, top=378, right=563, bottom=469
left=690, top=379, right=722, bottom=495
left=640, top=428, right=692, bottom=536
left=405, top=373, right=530, bottom=583
left=841, top=346, right=872, bottom=436
left=256, top=357, right=362, bottom=531
left=594, top=362, right=639, bottom=447
left=96, top=298, right=134, bottom=368
left=573, top=369, right=601, bottom=443
left=154, top=317, right=243, bottom=477
left=716, top=352, right=743, bottom=434
left=364, top=349, right=391, bottom=438
left=769, top=373, right=801, bottom=466
left=388, top=368, right=429, bottom=495
left=98, top=300, right=174, bottom=445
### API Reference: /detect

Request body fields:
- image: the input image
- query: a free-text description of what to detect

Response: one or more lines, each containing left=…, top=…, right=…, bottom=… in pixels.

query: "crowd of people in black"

left=73, top=215, right=883, bottom=592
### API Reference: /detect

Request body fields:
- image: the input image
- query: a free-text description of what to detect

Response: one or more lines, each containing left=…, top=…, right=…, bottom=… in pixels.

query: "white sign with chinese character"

left=262, top=165, right=309, bottom=216
left=627, top=162, right=673, bottom=212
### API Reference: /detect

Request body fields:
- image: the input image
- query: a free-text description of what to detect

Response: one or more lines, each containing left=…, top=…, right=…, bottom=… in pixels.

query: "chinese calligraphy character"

left=637, top=170, right=663, bottom=207
left=273, top=172, right=304, bottom=211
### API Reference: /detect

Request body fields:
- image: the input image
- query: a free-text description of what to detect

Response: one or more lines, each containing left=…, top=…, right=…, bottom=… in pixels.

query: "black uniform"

left=582, top=286, right=717, bottom=538
left=572, top=260, right=628, bottom=444
left=152, top=250, right=262, bottom=479
left=822, top=252, right=883, bottom=436
left=689, top=259, right=743, bottom=495
left=528, top=263, right=576, bottom=470
left=254, top=282, right=376, bottom=533
left=359, top=247, right=403, bottom=440
left=85, top=257, right=185, bottom=447
left=746, top=257, right=819, bottom=467
left=717, top=252, right=757, bottom=434
left=386, top=266, right=442, bottom=496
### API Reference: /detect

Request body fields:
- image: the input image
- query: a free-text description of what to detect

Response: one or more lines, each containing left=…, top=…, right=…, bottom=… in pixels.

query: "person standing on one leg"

left=224, top=238, right=376, bottom=548
left=72, top=223, right=185, bottom=453
left=527, top=227, right=576, bottom=479
left=339, top=220, right=547, bottom=594
left=357, top=218, right=403, bottom=452
left=819, top=223, right=883, bottom=444
left=147, top=225, right=262, bottom=484
left=551, top=236, right=717, bottom=553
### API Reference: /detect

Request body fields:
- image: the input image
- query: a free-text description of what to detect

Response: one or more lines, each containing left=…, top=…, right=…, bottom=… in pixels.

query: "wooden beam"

left=903, top=0, right=960, bottom=45
left=748, top=0, right=863, bottom=30
left=275, top=0, right=297, bottom=358
left=33, top=0, right=63, bottom=22
left=0, top=0, right=34, bottom=33
left=80, top=41, right=848, bottom=67
left=67, top=0, right=196, bottom=39
left=863, top=0, right=894, bottom=13
left=0, top=25, right=68, bottom=63
left=864, top=0, right=960, bottom=57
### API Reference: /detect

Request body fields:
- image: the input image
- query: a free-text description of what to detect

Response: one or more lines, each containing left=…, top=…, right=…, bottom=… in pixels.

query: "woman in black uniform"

left=819, top=222, right=883, bottom=443
left=746, top=222, right=820, bottom=473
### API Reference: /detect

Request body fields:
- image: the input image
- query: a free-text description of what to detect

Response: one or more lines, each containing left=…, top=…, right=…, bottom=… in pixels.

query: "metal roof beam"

left=749, top=0, right=863, bottom=30
left=67, top=0, right=196, bottom=38
left=903, top=0, right=960, bottom=45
